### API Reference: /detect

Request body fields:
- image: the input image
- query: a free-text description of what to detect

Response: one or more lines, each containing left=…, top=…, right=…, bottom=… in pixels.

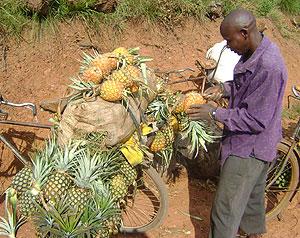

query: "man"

left=187, top=9, right=287, bottom=238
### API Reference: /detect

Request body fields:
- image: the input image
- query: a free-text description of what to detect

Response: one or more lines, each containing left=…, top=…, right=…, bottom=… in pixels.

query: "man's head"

left=220, top=9, right=259, bottom=56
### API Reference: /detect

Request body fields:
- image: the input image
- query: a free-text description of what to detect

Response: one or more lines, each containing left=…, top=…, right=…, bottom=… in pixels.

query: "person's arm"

left=215, top=70, right=284, bottom=133
left=222, top=81, right=233, bottom=98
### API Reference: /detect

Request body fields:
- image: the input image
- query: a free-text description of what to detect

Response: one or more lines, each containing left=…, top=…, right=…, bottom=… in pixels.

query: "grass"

left=0, top=0, right=299, bottom=38
left=282, top=104, right=300, bottom=120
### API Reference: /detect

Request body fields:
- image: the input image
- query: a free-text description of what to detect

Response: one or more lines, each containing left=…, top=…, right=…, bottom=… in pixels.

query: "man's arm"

left=215, top=70, right=284, bottom=133
left=222, top=81, right=233, bottom=98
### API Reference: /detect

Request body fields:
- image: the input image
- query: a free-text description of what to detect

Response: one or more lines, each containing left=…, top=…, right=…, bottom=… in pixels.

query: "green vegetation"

left=0, top=0, right=299, bottom=38
left=282, top=104, right=300, bottom=120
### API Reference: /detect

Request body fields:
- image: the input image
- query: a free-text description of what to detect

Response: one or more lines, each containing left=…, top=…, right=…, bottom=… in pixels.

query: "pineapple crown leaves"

left=146, top=96, right=171, bottom=123
left=80, top=50, right=100, bottom=73
left=0, top=189, right=26, bottom=237
left=181, top=120, right=220, bottom=156
left=31, top=153, right=54, bottom=192
left=156, top=146, right=174, bottom=170
left=54, top=141, right=84, bottom=172
left=79, top=202, right=108, bottom=236
left=69, top=76, right=96, bottom=91
left=33, top=198, right=87, bottom=238
left=72, top=150, right=103, bottom=189
left=95, top=149, right=123, bottom=181
left=90, top=191, right=121, bottom=221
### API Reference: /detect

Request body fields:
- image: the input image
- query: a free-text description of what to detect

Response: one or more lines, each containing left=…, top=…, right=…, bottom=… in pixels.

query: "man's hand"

left=203, top=84, right=224, bottom=101
left=186, top=103, right=217, bottom=121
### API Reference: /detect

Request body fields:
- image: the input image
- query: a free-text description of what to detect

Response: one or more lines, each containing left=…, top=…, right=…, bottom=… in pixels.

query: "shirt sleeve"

left=215, top=70, right=283, bottom=134
left=223, top=81, right=233, bottom=97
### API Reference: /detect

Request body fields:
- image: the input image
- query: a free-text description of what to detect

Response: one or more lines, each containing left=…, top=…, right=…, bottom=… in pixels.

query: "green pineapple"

left=120, top=159, right=137, bottom=186
left=18, top=153, right=53, bottom=217
left=110, top=174, right=128, bottom=200
left=11, top=167, right=32, bottom=195
left=43, top=142, right=82, bottom=203
left=11, top=136, right=57, bottom=196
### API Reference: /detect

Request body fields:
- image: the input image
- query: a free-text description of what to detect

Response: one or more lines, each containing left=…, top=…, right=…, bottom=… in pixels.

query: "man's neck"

left=243, top=32, right=263, bottom=61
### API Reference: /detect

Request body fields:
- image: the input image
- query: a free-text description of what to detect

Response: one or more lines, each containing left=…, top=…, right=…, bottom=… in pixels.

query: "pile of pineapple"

left=2, top=47, right=219, bottom=237
left=8, top=136, right=138, bottom=237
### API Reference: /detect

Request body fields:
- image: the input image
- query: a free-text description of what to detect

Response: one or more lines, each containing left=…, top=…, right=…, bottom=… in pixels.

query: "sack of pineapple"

left=56, top=47, right=163, bottom=148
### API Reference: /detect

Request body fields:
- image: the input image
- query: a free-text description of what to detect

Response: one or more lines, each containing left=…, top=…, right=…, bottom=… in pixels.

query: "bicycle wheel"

left=265, top=141, right=299, bottom=220
left=120, top=166, right=168, bottom=233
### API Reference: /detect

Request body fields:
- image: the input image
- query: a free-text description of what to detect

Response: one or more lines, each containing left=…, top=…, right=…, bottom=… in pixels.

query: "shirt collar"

left=234, top=35, right=271, bottom=74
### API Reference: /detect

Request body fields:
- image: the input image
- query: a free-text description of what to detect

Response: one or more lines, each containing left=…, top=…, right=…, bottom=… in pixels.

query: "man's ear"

left=240, top=28, right=248, bottom=39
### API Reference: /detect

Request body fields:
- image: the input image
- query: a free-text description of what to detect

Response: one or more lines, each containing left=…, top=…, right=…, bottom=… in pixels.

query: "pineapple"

left=123, top=65, right=141, bottom=80
left=150, top=130, right=167, bottom=152
left=110, top=174, right=128, bottom=200
left=173, top=94, right=186, bottom=114
left=80, top=52, right=118, bottom=80
left=113, top=47, right=135, bottom=65
left=11, top=167, right=32, bottom=195
left=183, top=91, right=206, bottom=111
left=173, top=92, right=206, bottom=113
left=68, top=151, right=102, bottom=211
left=93, top=185, right=121, bottom=237
left=150, top=124, right=175, bottom=153
left=43, top=143, right=81, bottom=203
left=110, top=69, right=133, bottom=88
left=111, top=65, right=141, bottom=88
left=120, top=159, right=138, bottom=186
left=81, top=66, right=103, bottom=84
left=100, top=80, right=126, bottom=102
left=168, top=115, right=179, bottom=132
left=161, top=125, right=175, bottom=146
left=18, top=153, right=53, bottom=217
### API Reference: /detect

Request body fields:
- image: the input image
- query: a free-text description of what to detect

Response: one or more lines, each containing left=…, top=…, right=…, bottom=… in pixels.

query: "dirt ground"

left=0, top=18, right=300, bottom=238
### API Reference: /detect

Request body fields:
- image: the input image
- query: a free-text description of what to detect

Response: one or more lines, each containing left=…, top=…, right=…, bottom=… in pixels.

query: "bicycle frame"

left=266, top=118, right=300, bottom=193
left=0, top=96, right=52, bottom=166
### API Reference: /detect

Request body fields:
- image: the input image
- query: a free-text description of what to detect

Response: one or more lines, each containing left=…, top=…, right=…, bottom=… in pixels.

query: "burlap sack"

left=57, top=69, right=158, bottom=147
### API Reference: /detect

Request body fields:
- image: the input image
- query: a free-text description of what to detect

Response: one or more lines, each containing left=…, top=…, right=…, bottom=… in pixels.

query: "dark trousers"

left=209, top=155, right=269, bottom=238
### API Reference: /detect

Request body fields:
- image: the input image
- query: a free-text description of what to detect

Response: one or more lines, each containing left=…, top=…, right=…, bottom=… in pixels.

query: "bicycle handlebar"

left=0, top=96, right=37, bottom=116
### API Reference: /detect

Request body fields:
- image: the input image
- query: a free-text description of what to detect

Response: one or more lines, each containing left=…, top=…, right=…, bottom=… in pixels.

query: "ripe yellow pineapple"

left=81, top=66, right=103, bottom=84
left=173, top=94, right=186, bottom=113
left=168, top=115, right=179, bottom=132
left=113, top=47, right=135, bottom=65
left=100, top=80, right=126, bottom=102
left=110, top=65, right=141, bottom=88
left=183, top=92, right=206, bottom=111
left=110, top=69, right=133, bottom=88
left=150, top=131, right=167, bottom=152
left=124, top=65, right=141, bottom=79
left=90, top=53, right=118, bottom=76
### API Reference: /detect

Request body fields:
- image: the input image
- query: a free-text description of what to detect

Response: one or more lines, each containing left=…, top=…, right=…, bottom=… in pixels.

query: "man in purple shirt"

left=187, top=9, right=287, bottom=238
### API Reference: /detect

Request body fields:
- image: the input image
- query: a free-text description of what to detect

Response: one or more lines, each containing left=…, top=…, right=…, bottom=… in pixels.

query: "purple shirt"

left=215, top=36, right=287, bottom=164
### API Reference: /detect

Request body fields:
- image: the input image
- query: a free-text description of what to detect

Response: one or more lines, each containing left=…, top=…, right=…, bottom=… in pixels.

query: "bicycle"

left=0, top=94, right=168, bottom=234
left=265, top=88, right=300, bottom=220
